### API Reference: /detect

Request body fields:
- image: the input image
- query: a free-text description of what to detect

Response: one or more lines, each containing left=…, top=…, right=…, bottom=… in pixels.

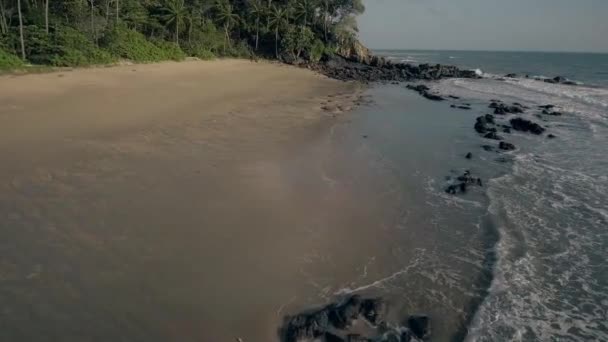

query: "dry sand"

left=0, top=60, right=400, bottom=342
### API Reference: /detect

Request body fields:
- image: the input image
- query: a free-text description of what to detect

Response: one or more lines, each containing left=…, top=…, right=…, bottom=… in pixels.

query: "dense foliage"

left=0, top=0, right=364, bottom=67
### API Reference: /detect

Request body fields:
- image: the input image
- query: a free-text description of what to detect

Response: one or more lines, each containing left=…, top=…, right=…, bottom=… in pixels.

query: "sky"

left=358, top=0, right=608, bottom=53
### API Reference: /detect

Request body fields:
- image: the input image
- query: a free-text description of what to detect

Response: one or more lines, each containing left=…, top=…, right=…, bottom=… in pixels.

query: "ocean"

left=335, top=50, right=608, bottom=340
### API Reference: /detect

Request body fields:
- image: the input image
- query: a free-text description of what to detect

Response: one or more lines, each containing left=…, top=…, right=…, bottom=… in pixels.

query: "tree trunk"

left=44, top=0, right=49, bottom=33
left=255, top=18, right=259, bottom=50
left=90, top=0, right=95, bottom=42
left=17, top=0, right=25, bottom=60
left=115, top=0, right=118, bottom=23
left=274, top=27, right=278, bottom=59
left=0, top=0, right=8, bottom=35
left=175, top=18, right=179, bottom=45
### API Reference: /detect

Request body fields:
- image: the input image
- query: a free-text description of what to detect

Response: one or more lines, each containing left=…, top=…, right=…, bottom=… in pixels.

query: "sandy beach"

left=0, top=60, right=387, bottom=341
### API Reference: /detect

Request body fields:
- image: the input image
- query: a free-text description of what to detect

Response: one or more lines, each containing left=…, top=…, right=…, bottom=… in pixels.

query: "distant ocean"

left=347, top=50, right=608, bottom=341
left=375, top=49, right=608, bottom=86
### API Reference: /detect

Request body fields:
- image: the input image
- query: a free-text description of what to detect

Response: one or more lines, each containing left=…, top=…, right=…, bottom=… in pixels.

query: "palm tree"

left=160, top=0, right=188, bottom=45
left=294, top=0, right=315, bottom=26
left=45, top=0, right=49, bottom=33
left=115, top=0, right=119, bottom=23
left=268, top=4, right=287, bottom=58
left=248, top=0, right=263, bottom=50
left=215, top=0, right=240, bottom=54
left=17, top=0, right=25, bottom=59
left=320, top=0, right=333, bottom=42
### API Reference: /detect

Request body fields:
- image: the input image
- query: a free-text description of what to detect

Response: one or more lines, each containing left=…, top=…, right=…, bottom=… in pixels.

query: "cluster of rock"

left=445, top=170, right=483, bottom=194
left=282, top=295, right=431, bottom=342
left=309, top=54, right=480, bottom=83
left=405, top=84, right=445, bottom=101
left=503, top=74, right=578, bottom=86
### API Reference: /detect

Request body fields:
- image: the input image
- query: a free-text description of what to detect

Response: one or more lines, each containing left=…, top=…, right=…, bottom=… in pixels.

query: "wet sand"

left=0, top=60, right=398, bottom=341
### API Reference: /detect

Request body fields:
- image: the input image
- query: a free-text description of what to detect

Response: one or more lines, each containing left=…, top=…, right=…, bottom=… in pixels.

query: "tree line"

left=0, top=0, right=364, bottom=69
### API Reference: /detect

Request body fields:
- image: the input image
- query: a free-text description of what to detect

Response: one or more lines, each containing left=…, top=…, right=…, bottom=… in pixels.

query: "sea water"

left=339, top=50, right=608, bottom=341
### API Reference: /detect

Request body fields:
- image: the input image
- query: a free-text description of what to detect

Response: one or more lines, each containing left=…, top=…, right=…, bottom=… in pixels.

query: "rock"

left=493, top=103, right=524, bottom=115
left=422, top=92, right=445, bottom=101
left=346, top=334, right=370, bottom=342
left=547, top=134, right=556, bottom=139
left=474, top=114, right=496, bottom=134
left=448, top=95, right=460, bottom=99
left=325, top=332, right=346, bottom=342
left=465, top=152, right=472, bottom=159
left=360, top=298, right=385, bottom=325
left=505, top=73, right=518, bottom=78
left=484, top=132, right=503, bottom=140
left=563, top=80, right=577, bottom=86
left=553, top=76, right=567, bottom=83
left=539, top=104, right=555, bottom=110
left=457, top=105, right=471, bottom=110
left=337, top=40, right=372, bottom=64
left=408, top=315, right=431, bottom=340
left=329, top=295, right=362, bottom=330
left=285, top=310, right=330, bottom=342
left=510, top=118, right=545, bottom=134
left=482, top=145, right=494, bottom=152
left=543, top=110, right=562, bottom=116
left=544, top=78, right=557, bottom=84
left=503, top=126, right=512, bottom=133
left=499, top=141, right=516, bottom=150
left=447, top=171, right=483, bottom=194
left=406, top=84, right=430, bottom=92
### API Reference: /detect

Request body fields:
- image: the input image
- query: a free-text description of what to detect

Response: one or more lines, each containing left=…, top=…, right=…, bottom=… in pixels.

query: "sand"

left=0, top=60, right=392, bottom=342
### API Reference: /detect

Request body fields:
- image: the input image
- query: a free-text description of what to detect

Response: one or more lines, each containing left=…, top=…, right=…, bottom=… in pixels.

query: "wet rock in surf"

left=482, top=145, right=494, bottom=152
left=483, top=132, right=503, bottom=140
left=493, top=103, right=524, bottom=115
left=360, top=298, right=386, bottom=326
left=329, top=295, right=363, bottom=329
left=408, top=315, right=432, bottom=340
left=474, top=114, right=496, bottom=134
left=510, top=118, right=545, bottom=135
left=465, top=152, right=473, bottom=159
left=445, top=170, right=482, bottom=194
left=542, top=109, right=562, bottom=116
left=548, top=134, right=556, bottom=139
left=499, top=141, right=516, bottom=150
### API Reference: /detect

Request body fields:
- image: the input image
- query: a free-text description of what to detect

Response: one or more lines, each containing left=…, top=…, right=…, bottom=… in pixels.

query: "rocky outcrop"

left=336, top=40, right=372, bottom=64
left=510, top=118, right=545, bottom=135
left=311, top=53, right=480, bottom=83
left=445, top=170, right=483, bottom=194
left=490, top=102, right=525, bottom=115
left=474, top=114, right=496, bottom=134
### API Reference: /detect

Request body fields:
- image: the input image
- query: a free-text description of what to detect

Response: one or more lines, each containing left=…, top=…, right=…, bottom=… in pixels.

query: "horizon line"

left=367, top=48, right=608, bottom=54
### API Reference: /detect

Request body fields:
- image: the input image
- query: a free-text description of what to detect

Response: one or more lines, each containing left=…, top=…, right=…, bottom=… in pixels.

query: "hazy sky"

left=358, top=0, right=608, bottom=52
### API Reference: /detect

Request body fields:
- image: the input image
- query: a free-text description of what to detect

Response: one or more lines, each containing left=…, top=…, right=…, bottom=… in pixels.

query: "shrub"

left=0, top=48, right=23, bottom=69
left=282, top=25, right=314, bottom=60
left=100, top=25, right=166, bottom=62
left=50, top=27, right=115, bottom=66
left=185, top=45, right=215, bottom=60
left=153, top=40, right=186, bottom=61
left=225, top=40, right=251, bottom=58
left=310, top=39, right=325, bottom=63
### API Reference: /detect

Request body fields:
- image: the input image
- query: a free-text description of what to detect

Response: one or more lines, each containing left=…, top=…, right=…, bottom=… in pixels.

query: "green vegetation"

left=0, top=0, right=365, bottom=70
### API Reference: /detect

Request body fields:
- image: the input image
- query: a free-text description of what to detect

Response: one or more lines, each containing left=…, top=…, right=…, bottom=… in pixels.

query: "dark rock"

left=547, top=134, right=556, bottom=139
left=346, top=334, right=370, bottom=342
left=285, top=310, right=330, bottom=342
left=510, top=118, right=545, bottom=135
left=493, top=103, right=524, bottom=115
left=360, top=298, right=385, bottom=325
left=499, top=141, right=516, bottom=150
left=406, top=84, right=430, bottom=92
left=544, top=78, right=557, bottom=84
left=482, top=145, right=494, bottom=151
left=329, top=295, right=362, bottom=329
left=448, top=95, right=460, bottom=99
left=503, top=126, right=512, bottom=133
left=408, top=315, right=431, bottom=340
left=563, top=80, right=577, bottom=86
left=539, top=104, right=555, bottom=110
left=457, top=105, right=471, bottom=110
left=362, top=135, right=368, bottom=138
left=543, top=110, right=562, bottom=116
left=484, top=132, right=503, bottom=140
left=505, top=73, right=518, bottom=78
left=474, top=114, right=496, bottom=134
left=465, top=152, right=472, bottom=159
left=553, top=76, right=567, bottom=83
left=325, top=332, right=346, bottom=342
left=422, top=92, right=445, bottom=101
left=450, top=104, right=456, bottom=108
